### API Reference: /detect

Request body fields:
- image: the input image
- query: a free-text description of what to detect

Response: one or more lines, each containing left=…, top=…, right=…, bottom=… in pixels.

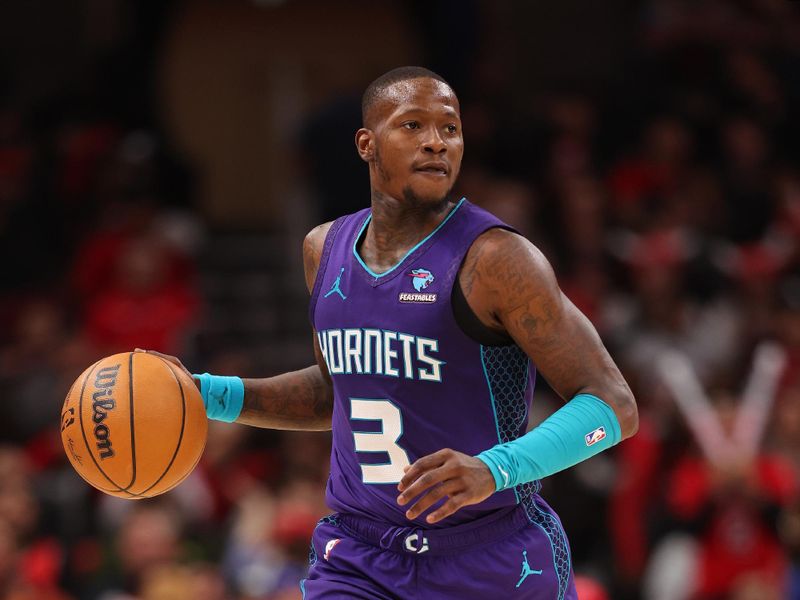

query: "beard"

left=401, top=184, right=453, bottom=212
left=373, top=148, right=455, bottom=210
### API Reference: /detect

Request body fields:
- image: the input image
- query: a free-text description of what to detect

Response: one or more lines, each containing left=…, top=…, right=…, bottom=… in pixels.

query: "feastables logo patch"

left=399, top=268, right=437, bottom=303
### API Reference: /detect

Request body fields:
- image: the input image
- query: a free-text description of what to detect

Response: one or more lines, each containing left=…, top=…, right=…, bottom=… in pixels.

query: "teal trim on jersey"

left=527, top=509, right=569, bottom=600
left=480, top=346, right=504, bottom=447
left=479, top=345, right=529, bottom=503
left=193, top=373, right=244, bottom=422
left=352, top=197, right=466, bottom=279
left=529, top=500, right=572, bottom=600
left=514, top=366, right=532, bottom=505
left=476, top=393, right=622, bottom=490
left=299, top=579, right=306, bottom=599
left=553, top=510, right=572, bottom=600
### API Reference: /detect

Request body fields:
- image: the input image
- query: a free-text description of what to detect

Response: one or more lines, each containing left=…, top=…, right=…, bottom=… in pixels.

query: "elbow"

left=583, top=384, right=638, bottom=440
left=616, top=389, right=638, bottom=440
left=320, top=399, right=334, bottom=429
left=303, top=401, right=333, bottom=431
left=313, top=386, right=335, bottom=430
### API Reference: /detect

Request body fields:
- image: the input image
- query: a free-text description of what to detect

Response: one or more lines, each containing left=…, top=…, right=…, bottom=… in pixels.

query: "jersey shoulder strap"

left=307, top=209, right=368, bottom=324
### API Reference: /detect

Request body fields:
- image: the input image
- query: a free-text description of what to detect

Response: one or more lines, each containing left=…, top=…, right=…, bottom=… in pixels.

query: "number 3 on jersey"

left=350, top=398, right=411, bottom=484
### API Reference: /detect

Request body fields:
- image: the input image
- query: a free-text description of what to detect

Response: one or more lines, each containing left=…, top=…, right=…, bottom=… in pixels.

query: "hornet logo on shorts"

left=585, top=426, right=607, bottom=447
left=323, top=539, right=341, bottom=560
left=399, top=268, right=437, bottom=304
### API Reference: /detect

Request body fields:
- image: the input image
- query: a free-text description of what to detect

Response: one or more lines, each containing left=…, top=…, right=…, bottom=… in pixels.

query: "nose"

left=422, top=126, right=446, bottom=154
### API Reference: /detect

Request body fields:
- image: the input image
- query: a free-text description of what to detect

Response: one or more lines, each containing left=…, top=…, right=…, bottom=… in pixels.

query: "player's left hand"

left=397, top=448, right=496, bottom=524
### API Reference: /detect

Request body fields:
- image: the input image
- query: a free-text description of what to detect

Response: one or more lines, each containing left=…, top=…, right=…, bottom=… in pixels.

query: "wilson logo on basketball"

left=92, top=364, right=120, bottom=459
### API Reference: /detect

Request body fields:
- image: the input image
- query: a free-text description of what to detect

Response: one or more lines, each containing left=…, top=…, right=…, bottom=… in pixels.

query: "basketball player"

left=145, top=66, right=638, bottom=599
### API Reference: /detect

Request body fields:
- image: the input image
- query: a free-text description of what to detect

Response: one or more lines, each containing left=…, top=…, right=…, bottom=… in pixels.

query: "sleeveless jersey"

left=309, top=198, right=541, bottom=528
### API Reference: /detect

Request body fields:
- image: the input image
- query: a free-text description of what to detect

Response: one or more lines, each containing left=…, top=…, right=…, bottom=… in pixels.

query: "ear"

left=355, top=128, right=374, bottom=162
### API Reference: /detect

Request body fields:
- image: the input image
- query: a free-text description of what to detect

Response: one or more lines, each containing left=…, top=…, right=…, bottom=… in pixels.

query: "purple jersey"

left=309, top=198, right=540, bottom=528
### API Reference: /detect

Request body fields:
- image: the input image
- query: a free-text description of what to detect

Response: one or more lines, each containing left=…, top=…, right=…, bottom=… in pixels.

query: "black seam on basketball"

left=137, top=358, right=187, bottom=496
left=158, top=438, right=204, bottom=495
left=157, top=434, right=202, bottom=495
left=119, top=352, right=138, bottom=491
left=152, top=366, right=205, bottom=495
left=78, top=359, right=137, bottom=497
left=160, top=373, right=206, bottom=494
left=71, top=463, right=142, bottom=496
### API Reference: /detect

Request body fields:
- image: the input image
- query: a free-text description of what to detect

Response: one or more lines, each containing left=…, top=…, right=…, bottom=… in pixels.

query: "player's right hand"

left=133, top=348, right=199, bottom=390
left=396, top=448, right=497, bottom=524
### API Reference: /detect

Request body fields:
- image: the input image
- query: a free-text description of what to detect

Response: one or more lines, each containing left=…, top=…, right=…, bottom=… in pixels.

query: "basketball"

left=60, top=351, right=208, bottom=499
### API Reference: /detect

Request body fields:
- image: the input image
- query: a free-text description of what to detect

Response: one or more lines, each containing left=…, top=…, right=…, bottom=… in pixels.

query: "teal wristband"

left=476, top=393, right=622, bottom=491
left=193, top=373, right=245, bottom=423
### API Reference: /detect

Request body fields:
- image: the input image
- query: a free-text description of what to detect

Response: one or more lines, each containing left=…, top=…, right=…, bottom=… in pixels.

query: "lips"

left=414, top=162, right=449, bottom=176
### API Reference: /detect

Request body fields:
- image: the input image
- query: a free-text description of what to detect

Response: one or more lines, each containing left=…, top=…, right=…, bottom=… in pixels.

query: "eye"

left=403, top=121, right=419, bottom=130
left=446, top=124, right=458, bottom=134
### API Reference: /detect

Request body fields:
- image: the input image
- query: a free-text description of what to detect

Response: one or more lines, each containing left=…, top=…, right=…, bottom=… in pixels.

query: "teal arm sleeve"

left=476, top=393, right=621, bottom=491
left=193, top=373, right=245, bottom=423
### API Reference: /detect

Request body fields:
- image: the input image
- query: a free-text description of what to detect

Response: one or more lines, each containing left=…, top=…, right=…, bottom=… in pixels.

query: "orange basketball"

left=60, top=351, right=208, bottom=499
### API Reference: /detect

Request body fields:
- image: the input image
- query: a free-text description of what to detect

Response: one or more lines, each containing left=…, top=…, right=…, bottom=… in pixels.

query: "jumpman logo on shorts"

left=516, top=550, right=543, bottom=588
left=324, top=267, right=347, bottom=300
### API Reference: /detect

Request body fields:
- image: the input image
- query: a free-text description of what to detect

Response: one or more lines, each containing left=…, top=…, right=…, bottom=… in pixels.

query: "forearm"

left=477, top=393, right=622, bottom=490
left=237, top=365, right=333, bottom=431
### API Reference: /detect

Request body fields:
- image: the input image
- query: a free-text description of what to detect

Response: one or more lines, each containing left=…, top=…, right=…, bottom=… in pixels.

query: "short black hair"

left=362, top=66, right=451, bottom=126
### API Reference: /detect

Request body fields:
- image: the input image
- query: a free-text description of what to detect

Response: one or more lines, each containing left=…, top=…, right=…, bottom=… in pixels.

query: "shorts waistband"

left=337, top=504, right=530, bottom=557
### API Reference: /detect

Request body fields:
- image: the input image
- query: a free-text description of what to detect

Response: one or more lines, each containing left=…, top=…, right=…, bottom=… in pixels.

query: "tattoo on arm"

left=460, top=229, right=638, bottom=439
left=238, top=365, right=333, bottom=431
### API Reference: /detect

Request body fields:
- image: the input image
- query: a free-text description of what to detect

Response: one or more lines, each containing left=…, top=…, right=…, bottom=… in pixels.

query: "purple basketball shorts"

left=301, top=500, right=578, bottom=599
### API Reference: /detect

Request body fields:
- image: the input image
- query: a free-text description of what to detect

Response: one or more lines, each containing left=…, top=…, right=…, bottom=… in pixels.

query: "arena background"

left=1, top=1, right=800, bottom=599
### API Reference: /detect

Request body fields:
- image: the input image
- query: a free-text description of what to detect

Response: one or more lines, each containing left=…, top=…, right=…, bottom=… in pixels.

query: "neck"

left=361, top=190, right=456, bottom=271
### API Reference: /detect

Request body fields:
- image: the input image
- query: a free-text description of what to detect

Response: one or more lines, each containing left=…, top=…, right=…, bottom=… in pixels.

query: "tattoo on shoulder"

left=462, top=230, right=538, bottom=311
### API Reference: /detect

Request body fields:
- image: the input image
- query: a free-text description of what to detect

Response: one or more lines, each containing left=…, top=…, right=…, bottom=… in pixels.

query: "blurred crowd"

left=2, top=0, right=800, bottom=599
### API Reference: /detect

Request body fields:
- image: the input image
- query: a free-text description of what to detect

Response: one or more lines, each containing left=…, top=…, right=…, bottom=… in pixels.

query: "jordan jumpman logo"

left=324, top=267, right=347, bottom=300
left=516, top=550, right=543, bottom=588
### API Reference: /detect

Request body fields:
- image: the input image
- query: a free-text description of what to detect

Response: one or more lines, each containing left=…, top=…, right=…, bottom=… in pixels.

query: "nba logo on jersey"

left=585, top=426, right=606, bottom=446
